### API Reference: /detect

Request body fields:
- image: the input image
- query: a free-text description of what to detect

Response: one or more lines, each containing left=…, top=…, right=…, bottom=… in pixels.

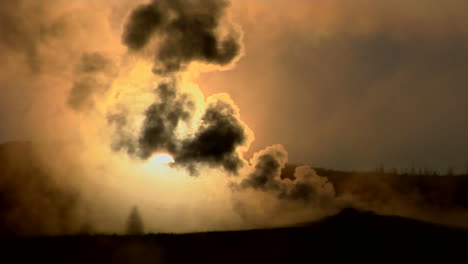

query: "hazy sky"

left=1, top=0, right=468, bottom=236
left=198, top=0, right=468, bottom=172
left=1, top=0, right=468, bottom=172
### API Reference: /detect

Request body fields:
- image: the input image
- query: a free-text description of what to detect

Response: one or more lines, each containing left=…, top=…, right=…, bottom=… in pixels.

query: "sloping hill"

left=0, top=141, right=81, bottom=236
left=1, top=207, right=467, bottom=264
left=283, top=163, right=468, bottom=227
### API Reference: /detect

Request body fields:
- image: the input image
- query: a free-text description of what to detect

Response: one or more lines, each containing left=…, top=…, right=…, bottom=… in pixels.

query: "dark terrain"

left=1, top=208, right=468, bottom=264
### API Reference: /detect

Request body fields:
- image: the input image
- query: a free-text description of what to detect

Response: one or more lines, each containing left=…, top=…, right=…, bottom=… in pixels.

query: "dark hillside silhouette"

left=1, top=207, right=467, bottom=264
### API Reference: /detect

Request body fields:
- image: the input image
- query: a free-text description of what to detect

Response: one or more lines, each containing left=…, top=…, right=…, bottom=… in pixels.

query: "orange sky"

left=1, top=0, right=468, bottom=172
left=1, top=0, right=468, bottom=235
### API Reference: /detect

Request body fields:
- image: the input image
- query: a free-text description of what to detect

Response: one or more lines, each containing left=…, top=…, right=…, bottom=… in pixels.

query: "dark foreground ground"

left=2, top=208, right=468, bottom=264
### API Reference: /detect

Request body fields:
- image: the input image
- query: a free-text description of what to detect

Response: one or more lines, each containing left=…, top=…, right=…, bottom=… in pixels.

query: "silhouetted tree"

left=126, top=206, right=144, bottom=235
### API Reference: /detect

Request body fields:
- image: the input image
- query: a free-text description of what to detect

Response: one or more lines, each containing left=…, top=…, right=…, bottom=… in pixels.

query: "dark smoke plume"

left=123, top=0, right=241, bottom=74
left=110, top=83, right=248, bottom=175
left=238, top=145, right=336, bottom=203
left=68, top=52, right=117, bottom=112
left=175, top=98, right=247, bottom=174
left=138, top=82, right=194, bottom=159
left=112, top=0, right=246, bottom=174
left=240, top=145, right=287, bottom=192
left=279, top=166, right=336, bottom=203
left=108, top=107, right=138, bottom=156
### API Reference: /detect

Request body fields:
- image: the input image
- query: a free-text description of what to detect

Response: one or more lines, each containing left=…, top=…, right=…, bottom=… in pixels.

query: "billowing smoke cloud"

left=118, top=0, right=336, bottom=214
left=123, top=0, right=241, bottom=74
left=68, top=52, right=117, bottom=111
left=110, top=0, right=247, bottom=174
left=229, top=145, right=339, bottom=228
left=176, top=97, right=247, bottom=173
left=236, top=145, right=336, bottom=203
left=280, top=166, right=336, bottom=203
left=110, top=82, right=248, bottom=175
left=240, top=145, right=287, bottom=192
left=137, top=82, right=194, bottom=158
left=176, top=97, right=247, bottom=174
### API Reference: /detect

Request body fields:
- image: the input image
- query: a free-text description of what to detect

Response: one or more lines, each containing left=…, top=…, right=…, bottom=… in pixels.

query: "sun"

left=151, top=153, right=175, bottom=164
left=141, top=153, right=176, bottom=174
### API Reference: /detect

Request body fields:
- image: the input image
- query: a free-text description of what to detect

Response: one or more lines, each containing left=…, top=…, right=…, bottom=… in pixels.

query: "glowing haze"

left=0, top=0, right=468, bottom=236
left=0, top=0, right=342, bottom=235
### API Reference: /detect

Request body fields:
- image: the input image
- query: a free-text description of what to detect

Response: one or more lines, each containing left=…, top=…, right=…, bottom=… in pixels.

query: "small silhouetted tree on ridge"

left=126, top=206, right=144, bottom=235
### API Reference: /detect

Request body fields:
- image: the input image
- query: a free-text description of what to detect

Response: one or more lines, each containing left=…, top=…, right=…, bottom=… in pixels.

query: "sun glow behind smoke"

left=152, top=153, right=175, bottom=164
left=140, top=153, right=177, bottom=177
